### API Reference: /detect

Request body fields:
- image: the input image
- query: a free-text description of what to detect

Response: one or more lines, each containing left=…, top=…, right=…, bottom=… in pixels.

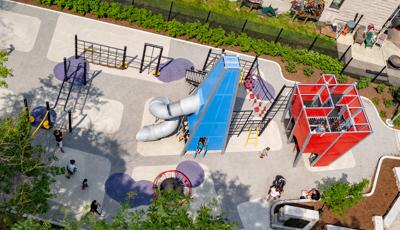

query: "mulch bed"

left=302, top=159, right=400, bottom=230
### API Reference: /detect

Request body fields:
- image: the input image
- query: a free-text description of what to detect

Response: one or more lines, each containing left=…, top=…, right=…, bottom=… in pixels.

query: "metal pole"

left=75, top=35, right=78, bottom=59
left=63, top=57, right=68, bottom=80
left=241, top=19, right=248, bottom=33
left=274, top=28, right=283, bottom=43
left=339, top=45, right=351, bottom=61
left=221, top=48, right=225, bottom=53
left=46, top=101, right=52, bottom=128
left=155, top=47, right=163, bottom=76
left=205, top=10, right=211, bottom=23
left=372, top=66, right=387, bottom=82
left=202, top=48, right=212, bottom=71
left=340, top=57, right=353, bottom=74
left=245, top=56, right=258, bottom=82
left=122, top=46, right=127, bottom=69
left=353, top=13, right=359, bottom=22
left=68, top=110, right=72, bottom=133
left=24, top=98, right=29, bottom=122
left=83, top=61, right=87, bottom=86
left=139, top=44, right=147, bottom=73
left=352, top=15, right=364, bottom=33
left=308, top=35, right=319, bottom=51
left=131, top=0, right=134, bottom=5
left=167, top=1, right=174, bottom=21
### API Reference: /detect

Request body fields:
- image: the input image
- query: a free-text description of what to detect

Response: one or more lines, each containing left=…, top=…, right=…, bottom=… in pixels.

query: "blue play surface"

left=187, top=55, right=241, bottom=151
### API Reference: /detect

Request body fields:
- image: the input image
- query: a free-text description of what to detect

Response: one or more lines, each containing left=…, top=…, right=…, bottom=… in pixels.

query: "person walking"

left=53, top=129, right=65, bottom=153
left=82, top=179, right=88, bottom=190
left=66, top=159, right=77, bottom=179
left=90, top=200, right=102, bottom=216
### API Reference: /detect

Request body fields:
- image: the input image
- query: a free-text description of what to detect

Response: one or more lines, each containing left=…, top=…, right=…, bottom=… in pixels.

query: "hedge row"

left=38, top=0, right=344, bottom=74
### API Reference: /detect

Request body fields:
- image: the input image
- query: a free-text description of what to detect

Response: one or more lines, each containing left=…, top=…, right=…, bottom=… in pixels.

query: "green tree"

left=0, top=50, right=13, bottom=88
left=321, top=179, right=369, bottom=217
left=0, top=112, right=62, bottom=218
left=61, top=191, right=235, bottom=230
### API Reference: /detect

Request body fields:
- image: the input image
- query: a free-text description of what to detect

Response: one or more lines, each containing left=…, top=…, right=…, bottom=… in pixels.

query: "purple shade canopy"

left=252, top=76, right=276, bottom=101
left=157, top=58, right=194, bottom=83
left=176, top=160, right=205, bottom=188
left=30, top=106, right=57, bottom=127
left=105, top=173, right=153, bottom=207
left=53, top=56, right=89, bottom=86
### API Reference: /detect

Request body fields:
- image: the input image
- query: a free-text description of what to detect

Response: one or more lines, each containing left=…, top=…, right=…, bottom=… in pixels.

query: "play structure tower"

left=285, top=74, right=372, bottom=167
left=183, top=55, right=241, bottom=154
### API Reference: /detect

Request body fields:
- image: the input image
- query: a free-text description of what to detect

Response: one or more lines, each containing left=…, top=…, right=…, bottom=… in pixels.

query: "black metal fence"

left=108, top=0, right=338, bottom=57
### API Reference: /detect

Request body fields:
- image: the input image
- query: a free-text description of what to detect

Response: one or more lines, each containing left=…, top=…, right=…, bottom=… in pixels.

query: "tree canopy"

left=0, top=112, right=62, bottom=217
left=0, top=50, right=12, bottom=88
left=321, top=179, right=369, bottom=217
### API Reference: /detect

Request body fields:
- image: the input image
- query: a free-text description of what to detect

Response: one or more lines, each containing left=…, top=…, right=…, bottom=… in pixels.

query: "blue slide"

left=184, top=55, right=241, bottom=153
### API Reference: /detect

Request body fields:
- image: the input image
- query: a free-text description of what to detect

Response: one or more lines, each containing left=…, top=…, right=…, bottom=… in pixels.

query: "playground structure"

left=283, top=74, right=372, bottom=167
left=137, top=49, right=292, bottom=156
left=139, top=43, right=164, bottom=76
left=152, top=170, right=192, bottom=197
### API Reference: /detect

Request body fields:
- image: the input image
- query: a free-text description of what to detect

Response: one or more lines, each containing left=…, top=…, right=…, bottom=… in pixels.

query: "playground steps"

left=245, top=127, right=259, bottom=147
left=185, top=69, right=207, bottom=87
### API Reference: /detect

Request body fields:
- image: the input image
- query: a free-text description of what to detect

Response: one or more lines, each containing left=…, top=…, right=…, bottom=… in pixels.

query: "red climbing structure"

left=284, top=74, right=372, bottom=167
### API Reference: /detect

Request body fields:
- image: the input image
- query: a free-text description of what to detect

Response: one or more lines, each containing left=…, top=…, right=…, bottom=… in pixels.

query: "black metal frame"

left=139, top=43, right=164, bottom=75
left=75, top=35, right=127, bottom=70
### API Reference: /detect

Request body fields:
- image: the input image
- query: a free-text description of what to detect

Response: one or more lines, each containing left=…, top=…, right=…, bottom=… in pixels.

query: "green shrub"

left=38, top=0, right=344, bottom=74
left=372, top=97, right=380, bottom=106
left=384, top=98, right=393, bottom=108
left=380, top=110, right=387, bottom=118
left=303, top=66, right=314, bottom=77
left=376, top=83, right=385, bottom=94
left=356, top=77, right=371, bottom=90
left=337, top=75, right=349, bottom=83
left=285, top=61, right=297, bottom=73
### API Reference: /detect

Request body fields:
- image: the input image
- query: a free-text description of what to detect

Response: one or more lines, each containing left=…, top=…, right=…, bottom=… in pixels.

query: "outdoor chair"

left=364, top=31, right=374, bottom=48
left=261, top=5, right=277, bottom=17
left=353, top=25, right=366, bottom=45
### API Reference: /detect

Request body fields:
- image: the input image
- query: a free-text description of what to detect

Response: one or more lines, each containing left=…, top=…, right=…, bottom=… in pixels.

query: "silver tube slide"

left=136, top=94, right=201, bottom=141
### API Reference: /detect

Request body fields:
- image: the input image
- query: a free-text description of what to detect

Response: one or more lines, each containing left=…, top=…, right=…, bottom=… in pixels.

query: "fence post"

left=202, top=48, right=212, bottom=71
left=167, top=1, right=174, bottom=21
left=131, top=0, right=134, bottom=5
left=83, top=61, right=87, bottom=86
left=46, top=101, right=52, bottom=128
left=221, top=48, right=225, bottom=53
left=24, top=98, right=29, bottom=122
left=241, top=19, right=248, bottom=33
left=308, top=35, right=319, bottom=51
left=274, top=28, right=283, bottom=43
left=68, top=110, right=72, bottom=133
left=339, top=45, right=351, bottom=62
left=122, top=46, right=127, bottom=69
left=372, top=66, right=387, bottom=82
left=75, top=35, right=78, bottom=59
left=340, top=57, right=353, bottom=74
left=205, top=10, right=211, bottom=23
left=352, top=15, right=364, bottom=33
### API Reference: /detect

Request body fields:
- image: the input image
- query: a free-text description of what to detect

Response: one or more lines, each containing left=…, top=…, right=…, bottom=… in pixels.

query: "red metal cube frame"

left=285, top=74, right=372, bottom=167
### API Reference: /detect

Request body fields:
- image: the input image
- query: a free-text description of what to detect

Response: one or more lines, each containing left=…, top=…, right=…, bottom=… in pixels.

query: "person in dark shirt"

left=90, top=200, right=102, bottom=215
left=53, top=129, right=65, bottom=153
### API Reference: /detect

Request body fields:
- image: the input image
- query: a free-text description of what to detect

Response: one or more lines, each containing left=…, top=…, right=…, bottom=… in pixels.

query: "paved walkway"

left=1, top=1, right=400, bottom=229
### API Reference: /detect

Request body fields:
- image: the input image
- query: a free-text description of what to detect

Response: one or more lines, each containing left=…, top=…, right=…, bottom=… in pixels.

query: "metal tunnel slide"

left=136, top=94, right=201, bottom=141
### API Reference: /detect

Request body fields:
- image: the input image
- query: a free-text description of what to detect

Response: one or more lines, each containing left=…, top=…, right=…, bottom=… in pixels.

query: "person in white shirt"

left=66, top=159, right=77, bottom=179
left=267, top=186, right=282, bottom=201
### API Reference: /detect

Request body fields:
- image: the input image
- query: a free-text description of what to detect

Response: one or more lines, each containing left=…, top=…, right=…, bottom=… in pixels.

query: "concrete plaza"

left=1, top=1, right=400, bottom=229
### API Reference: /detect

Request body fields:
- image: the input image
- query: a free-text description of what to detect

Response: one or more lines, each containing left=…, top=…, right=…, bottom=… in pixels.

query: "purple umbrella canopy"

left=176, top=160, right=205, bottom=188
left=30, top=106, right=57, bottom=127
left=156, top=58, right=194, bottom=83
left=53, top=56, right=89, bottom=86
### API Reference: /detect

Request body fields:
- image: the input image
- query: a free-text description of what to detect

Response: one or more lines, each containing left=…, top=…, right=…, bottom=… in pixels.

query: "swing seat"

left=261, top=5, right=277, bottom=17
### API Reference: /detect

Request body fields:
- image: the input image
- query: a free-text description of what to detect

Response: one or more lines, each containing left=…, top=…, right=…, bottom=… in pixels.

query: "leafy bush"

left=285, top=61, right=298, bottom=73
left=371, top=97, right=380, bottom=106
left=379, top=110, right=387, bottom=118
left=384, top=98, right=393, bottom=108
left=36, top=0, right=344, bottom=74
left=303, top=66, right=314, bottom=77
left=356, top=77, right=371, bottom=90
left=337, top=75, right=349, bottom=83
left=376, top=83, right=385, bottom=94
left=321, top=179, right=369, bottom=217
